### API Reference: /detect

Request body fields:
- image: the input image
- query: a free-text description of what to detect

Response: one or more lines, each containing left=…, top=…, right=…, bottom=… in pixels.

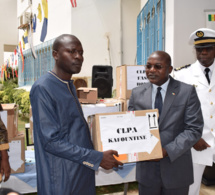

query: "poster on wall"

left=205, top=11, right=215, bottom=30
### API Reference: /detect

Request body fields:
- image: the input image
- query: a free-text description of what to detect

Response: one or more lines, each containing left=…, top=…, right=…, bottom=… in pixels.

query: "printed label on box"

left=126, top=66, right=148, bottom=90
left=8, top=140, right=24, bottom=171
left=99, top=114, right=155, bottom=154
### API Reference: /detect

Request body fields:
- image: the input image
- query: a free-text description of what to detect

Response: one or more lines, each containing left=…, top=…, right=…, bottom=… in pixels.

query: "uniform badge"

left=196, top=31, right=204, bottom=38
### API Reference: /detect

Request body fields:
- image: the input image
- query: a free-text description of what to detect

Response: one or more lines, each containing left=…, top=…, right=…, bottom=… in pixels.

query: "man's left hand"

left=193, top=138, right=210, bottom=151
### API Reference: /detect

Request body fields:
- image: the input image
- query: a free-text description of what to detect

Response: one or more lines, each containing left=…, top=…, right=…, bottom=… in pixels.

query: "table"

left=2, top=150, right=136, bottom=194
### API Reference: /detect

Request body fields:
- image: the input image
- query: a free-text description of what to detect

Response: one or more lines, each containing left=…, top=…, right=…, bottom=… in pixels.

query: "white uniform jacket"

left=174, top=60, right=215, bottom=166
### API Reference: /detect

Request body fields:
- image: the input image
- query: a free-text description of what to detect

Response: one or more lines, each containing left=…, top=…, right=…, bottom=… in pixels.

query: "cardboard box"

left=78, top=88, right=97, bottom=104
left=97, top=98, right=124, bottom=108
left=116, top=65, right=149, bottom=99
left=1, top=104, right=18, bottom=139
left=88, top=110, right=162, bottom=163
left=8, top=133, right=25, bottom=174
left=82, top=98, right=123, bottom=121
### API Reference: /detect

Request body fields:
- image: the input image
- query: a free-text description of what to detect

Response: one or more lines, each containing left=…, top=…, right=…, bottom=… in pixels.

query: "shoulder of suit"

left=174, top=64, right=192, bottom=71
left=132, top=82, right=150, bottom=91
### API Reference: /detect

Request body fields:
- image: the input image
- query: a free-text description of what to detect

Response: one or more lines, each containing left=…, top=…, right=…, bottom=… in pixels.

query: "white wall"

left=172, top=0, right=215, bottom=68
left=72, top=0, right=140, bottom=89
left=122, top=0, right=141, bottom=65
left=71, top=0, right=121, bottom=86
left=165, top=0, right=174, bottom=63
left=141, top=0, right=148, bottom=8
left=0, top=0, right=18, bottom=66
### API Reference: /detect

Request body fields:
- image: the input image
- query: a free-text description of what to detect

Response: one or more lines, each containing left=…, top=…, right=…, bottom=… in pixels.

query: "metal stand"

left=124, top=183, right=129, bottom=195
left=25, top=123, right=34, bottom=146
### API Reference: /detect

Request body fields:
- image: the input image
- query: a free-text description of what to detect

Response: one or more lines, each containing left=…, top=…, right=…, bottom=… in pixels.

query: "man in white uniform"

left=174, top=28, right=215, bottom=195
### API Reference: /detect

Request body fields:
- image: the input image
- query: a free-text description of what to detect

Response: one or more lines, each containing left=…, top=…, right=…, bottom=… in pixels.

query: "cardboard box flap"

left=78, top=87, right=97, bottom=93
left=9, top=133, right=25, bottom=174
left=2, top=103, right=16, bottom=110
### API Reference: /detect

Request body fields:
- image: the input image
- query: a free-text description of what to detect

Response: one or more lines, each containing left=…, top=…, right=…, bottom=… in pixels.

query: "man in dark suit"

left=128, top=51, right=203, bottom=195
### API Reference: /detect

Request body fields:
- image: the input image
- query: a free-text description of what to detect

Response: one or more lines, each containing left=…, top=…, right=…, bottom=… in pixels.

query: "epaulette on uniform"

left=174, top=64, right=191, bottom=71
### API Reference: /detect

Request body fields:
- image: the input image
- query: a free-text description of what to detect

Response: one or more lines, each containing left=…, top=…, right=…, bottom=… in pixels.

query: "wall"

left=165, top=0, right=174, bottom=63
left=172, top=0, right=215, bottom=68
left=72, top=0, right=140, bottom=89
left=0, top=0, right=18, bottom=66
left=18, top=0, right=140, bottom=89
left=71, top=0, right=121, bottom=86
left=122, top=0, right=141, bottom=65
left=141, top=0, right=148, bottom=8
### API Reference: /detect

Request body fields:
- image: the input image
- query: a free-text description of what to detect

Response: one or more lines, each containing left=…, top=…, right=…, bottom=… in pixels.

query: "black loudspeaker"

left=92, top=65, right=113, bottom=98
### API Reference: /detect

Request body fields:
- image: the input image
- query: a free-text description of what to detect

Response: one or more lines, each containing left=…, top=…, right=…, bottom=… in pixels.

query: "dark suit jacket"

left=128, top=76, right=203, bottom=189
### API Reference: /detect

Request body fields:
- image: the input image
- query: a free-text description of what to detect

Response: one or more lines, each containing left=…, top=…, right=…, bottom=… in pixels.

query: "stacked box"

left=116, top=65, right=149, bottom=111
left=8, top=133, right=25, bottom=174
left=88, top=109, right=162, bottom=163
left=77, top=88, right=98, bottom=104
left=1, top=104, right=19, bottom=139
left=0, top=104, right=25, bottom=174
left=81, top=98, right=123, bottom=122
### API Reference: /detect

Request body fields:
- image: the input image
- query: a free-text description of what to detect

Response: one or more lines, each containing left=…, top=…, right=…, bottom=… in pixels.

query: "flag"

left=14, top=49, right=17, bottom=66
left=11, top=54, right=14, bottom=78
left=208, top=14, right=215, bottom=21
left=1, top=66, right=4, bottom=83
left=40, top=18, right=48, bottom=42
left=37, top=3, right=42, bottom=22
left=206, top=12, right=215, bottom=30
left=7, top=69, right=10, bottom=78
left=70, top=0, right=77, bottom=7
left=42, top=0, right=48, bottom=18
left=24, top=30, right=28, bottom=43
left=1, top=65, right=4, bottom=78
left=4, top=65, right=7, bottom=80
left=15, top=69, right=18, bottom=78
left=32, top=14, right=37, bottom=32
left=12, top=67, right=14, bottom=78
left=11, top=54, right=14, bottom=65
left=22, top=36, right=25, bottom=50
left=40, top=0, right=48, bottom=42
left=6, top=59, right=9, bottom=68
left=19, top=41, right=25, bottom=73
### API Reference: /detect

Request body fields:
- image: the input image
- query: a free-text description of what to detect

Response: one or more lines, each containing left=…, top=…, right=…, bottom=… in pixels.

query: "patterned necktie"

left=155, top=87, right=163, bottom=116
left=205, top=68, right=210, bottom=84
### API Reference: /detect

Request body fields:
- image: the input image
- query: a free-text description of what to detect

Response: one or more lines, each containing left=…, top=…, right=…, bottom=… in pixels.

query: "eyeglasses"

left=195, top=46, right=215, bottom=53
left=144, top=64, right=163, bottom=70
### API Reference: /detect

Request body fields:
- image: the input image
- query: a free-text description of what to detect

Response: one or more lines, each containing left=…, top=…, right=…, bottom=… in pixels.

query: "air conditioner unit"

left=19, top=12, right=31, bottom=27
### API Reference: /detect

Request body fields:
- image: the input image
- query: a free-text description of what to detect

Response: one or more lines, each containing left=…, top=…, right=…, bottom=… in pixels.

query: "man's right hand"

left=100, top=150, right=123, bottom=170
left=193, top=138, right=210, bottom=151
